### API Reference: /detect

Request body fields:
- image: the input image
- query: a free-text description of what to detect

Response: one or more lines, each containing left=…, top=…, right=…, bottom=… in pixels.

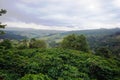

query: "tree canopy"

left=0, top=48, right=119, bottom=80
left=61, top=34, right=89, bottom=52
left=0, top=9, right=7, bottom=34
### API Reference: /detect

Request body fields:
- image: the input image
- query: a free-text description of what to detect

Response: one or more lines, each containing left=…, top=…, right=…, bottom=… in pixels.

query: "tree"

left=95, top=47, right=112, bottom=58
left=29, top=39, right=47, bottom=48
left=48, top=41, right=60, bottom=48
left=0, top=39, right=13, bottom=49
left=17, top=39, right=29, bottom=49
left=0, top=9, right=7, bottom=34
left=61, top=34, right=89, bottom=52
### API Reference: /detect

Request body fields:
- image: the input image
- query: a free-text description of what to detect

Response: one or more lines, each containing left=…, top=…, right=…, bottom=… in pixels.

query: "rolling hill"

left=0, top=27, right=65, bottom=40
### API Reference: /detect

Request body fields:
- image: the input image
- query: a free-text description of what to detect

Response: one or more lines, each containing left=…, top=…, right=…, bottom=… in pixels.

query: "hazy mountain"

left=0, top=31, right=27, bottom=40
left=61, top=28, right=120, bottom=37
left=41, top=28, right=120, bottom=42
left=1, top=27, right=65, bottom=39
left=0, top=27, right=120, bottom=41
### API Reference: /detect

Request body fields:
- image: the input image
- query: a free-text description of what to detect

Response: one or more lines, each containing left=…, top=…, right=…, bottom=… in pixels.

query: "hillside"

left=39, top=28, right=120, bottom=56
left=0, top=31, right=27, bottom=40
left=41, top=28, right=120, bottom=41
left=1, top=28, right=120, bottom=54
left=88, top=32, right=120, bottom=56
left=1, top=28, right=120, bottom=40
left=1, top=27, right=65, bottom=39
left=62, top=28, right=120, bottom=37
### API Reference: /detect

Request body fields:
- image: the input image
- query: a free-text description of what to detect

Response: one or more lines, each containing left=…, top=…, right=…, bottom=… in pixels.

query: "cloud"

left=0, top=0, right=120, bottom=30
left=113, top=0, right=120, bottom=8
left=5, top=21, right=80, bottom=31
left=5, top=21, right=120, bottom=31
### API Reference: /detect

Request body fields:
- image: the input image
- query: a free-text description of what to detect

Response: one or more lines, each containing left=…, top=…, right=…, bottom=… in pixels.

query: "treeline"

left=88, top=32, right=120, bottom=57
left=0, top=38, right=47, bottom=49
left=0, top=34, right=117, bottom=58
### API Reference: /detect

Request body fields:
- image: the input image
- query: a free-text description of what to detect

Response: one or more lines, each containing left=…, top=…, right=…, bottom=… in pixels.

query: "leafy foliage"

left=61, top=34, right=89, bottom=52
left=95, top=47, right=112, bottom=58
left=0, top=9, right=7, bottom=34
left=29, top=38, right=47, bottom=48
left=88, top=32, right=120, bottom=57
left=0, top=39, right=13, bottom=49
left=0, top=48, right=119, bottom=80
left=0, top=32, right=120, bottom=80
left=20, top=74, right=51, bottom=80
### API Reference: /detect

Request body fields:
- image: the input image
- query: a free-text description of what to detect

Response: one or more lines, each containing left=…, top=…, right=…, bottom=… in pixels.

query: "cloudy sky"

left=0, top=0, right=120, bottom=31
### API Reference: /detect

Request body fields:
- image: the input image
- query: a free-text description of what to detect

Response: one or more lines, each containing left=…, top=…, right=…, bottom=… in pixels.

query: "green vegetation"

left=0, top=48, right=119, bottom=80
left=95, top=47, right=112, bottom=58
left=20, top=74, right=51, bottom=80
left=0, top=34, right=120, bottom=80
left=88, top=32, right=120, bottom=57
left=61, top=34, right=89, bottom=52
left=29, top=38, right=47, bottom=48
left=0, top=9, right=7, bottom=34
left=0, top=39, right=13, bottom=49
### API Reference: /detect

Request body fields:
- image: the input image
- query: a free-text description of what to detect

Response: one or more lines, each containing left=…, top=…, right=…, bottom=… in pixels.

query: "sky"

left=0, top=0, right=120, bottom=31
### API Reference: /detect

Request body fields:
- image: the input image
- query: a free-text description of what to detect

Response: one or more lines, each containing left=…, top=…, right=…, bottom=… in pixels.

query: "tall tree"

left=96, top=47, right=112, bottom=58
left=0, top=39, right=13, bottom=49
left=0, top=9, right=7, bottom=34
left=29, top=39, right=47, bottom=48
left=61, top=34, right=89, bottom=52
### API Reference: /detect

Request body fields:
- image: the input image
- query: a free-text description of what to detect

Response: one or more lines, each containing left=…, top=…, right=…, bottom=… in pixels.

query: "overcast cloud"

left=0, top=0, right=120, bottom=31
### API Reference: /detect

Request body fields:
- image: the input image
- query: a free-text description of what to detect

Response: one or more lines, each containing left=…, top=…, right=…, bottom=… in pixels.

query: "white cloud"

left=20, top=0, right=41, bottom=4
left=113, top=0, right=120, bottom=8
left=5, top=21, right=80, bottom=31
left=82, top=21, right=120, bottom=29
left=0, top=0, right=120, bottom=30
left=5, top=21, right=120, bottom=31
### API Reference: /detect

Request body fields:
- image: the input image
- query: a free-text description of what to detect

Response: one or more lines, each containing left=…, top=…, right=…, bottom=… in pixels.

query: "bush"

left=20, top=74, right=51, bottom=80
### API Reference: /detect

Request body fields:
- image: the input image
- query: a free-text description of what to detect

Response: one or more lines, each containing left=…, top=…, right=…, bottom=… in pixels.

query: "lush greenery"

left=61, top=34, right=89, bottom=52
left=88, top=32, right=120, bottom=57
left=1, top=27, right=120, bottom=57
left=0, top=48, right=119, bottom=80
left=0, top=34, right=120, bottom=80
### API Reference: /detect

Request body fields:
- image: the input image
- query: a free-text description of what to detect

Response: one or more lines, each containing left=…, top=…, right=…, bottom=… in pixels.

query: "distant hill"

left=60, top=28, right=120, bottom=37
left=0, top=31, right=27, bottom=40
left=0, top=27, right=120, bottom=55
left=0, top=27, right=120, bottom=41
left=0, top=27, right=65, bottom=40
left=88, top=31, right=120, bottom=56
left=40, top=28, right=120, bottom=56
left=41, top=28, right=120, bottom=42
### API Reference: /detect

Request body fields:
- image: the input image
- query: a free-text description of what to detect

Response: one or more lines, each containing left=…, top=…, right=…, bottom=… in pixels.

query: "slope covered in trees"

left=88, top=32, right=120, bottom=57
left=0, top=31, right=27, bottom=40
left=1, top=27, right=64, bottom=39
